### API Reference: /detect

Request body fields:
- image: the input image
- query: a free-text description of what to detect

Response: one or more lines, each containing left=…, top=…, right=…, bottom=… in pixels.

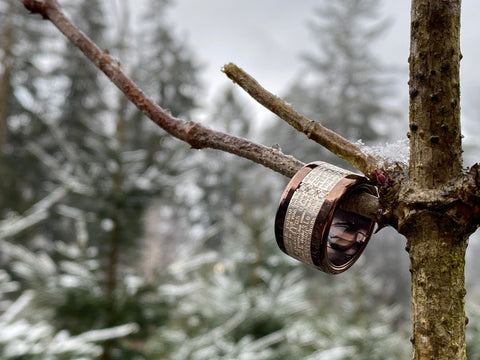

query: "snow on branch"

left=26, top=142, right=93, bottom=195
left=18, top=0, right=304, bottom=178
left=0, top=290, right=34, bottom=324
left=77, top=323, right=139, bottom=342
left=0, top=187, right=67, bottom=238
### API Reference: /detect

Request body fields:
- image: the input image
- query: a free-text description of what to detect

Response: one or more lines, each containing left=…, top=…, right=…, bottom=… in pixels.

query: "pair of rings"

left=274, top=162, right=377, bottom=274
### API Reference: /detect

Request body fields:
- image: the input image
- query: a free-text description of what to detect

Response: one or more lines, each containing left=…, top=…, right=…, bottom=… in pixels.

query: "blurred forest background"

left=2, top=0, right=480, bottom=359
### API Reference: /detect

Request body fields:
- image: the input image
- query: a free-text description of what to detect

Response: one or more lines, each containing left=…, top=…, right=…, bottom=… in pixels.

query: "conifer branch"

left=18, top=0, right=304, bottom=178
left=223, top=63, right=380, bottom=180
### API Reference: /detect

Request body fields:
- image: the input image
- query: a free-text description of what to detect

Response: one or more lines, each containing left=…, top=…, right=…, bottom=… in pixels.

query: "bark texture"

left=404, top=213, right=467, bottom=360
left=409, top=0, right=462, bottom=186
left=407, top=1, right=466, bottom=359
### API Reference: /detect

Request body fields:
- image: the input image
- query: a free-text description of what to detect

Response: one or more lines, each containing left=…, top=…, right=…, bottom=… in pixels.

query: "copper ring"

left=274, top=161, right=377, bottom=274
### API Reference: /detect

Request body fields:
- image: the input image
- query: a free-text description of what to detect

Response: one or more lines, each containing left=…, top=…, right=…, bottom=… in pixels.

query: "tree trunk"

left=102, top=91, right=129, bottom=360
left=404, top=214, right=467, bottom=359
left=406, top=1, right=466, bottom=359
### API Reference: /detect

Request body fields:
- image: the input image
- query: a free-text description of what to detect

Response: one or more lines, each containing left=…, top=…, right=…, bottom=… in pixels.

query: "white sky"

left=166, top=1, right=480, bottom=160
left=168, top=2, right=409, bottom=95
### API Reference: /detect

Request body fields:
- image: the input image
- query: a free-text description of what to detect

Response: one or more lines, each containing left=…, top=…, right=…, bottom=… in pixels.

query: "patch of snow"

left=356, top=139, right=410, bottom=169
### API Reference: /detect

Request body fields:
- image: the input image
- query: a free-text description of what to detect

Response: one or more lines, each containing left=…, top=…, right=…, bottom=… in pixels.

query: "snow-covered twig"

left=56, top=205, right=89, bottom=247
left=26, top=142, right=93, bottom=195
left=0, top=291, right=34, bottom=324
left=77, top=323, right=139, bottom=342
left=0, top=187, right=67, bottom=239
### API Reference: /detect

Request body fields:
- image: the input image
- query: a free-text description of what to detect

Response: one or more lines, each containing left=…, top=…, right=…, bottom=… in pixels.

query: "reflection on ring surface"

left=327, top=208, right=371, bottom=266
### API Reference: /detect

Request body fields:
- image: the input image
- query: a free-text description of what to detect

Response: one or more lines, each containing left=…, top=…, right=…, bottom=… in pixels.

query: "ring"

left=274, top=161, right=377, bottom=274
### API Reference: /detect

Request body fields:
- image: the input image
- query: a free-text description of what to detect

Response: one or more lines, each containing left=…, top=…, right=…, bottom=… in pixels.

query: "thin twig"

left=0, top=187, right=67, bottom=238
left=19, top=0, right=304, bottom=178
left=222, top=63, right=380, bottom=179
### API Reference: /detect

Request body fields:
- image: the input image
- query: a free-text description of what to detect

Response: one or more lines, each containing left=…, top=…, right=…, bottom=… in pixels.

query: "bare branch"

left=19, top=0, right=304, bottom=178
left=222, top=63, right=380, bottom=180
left=17, top=0, right=382, bottom=221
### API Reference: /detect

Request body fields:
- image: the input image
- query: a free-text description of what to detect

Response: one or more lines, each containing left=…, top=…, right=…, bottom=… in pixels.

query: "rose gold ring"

left=274, top=161, right=377, bottom=274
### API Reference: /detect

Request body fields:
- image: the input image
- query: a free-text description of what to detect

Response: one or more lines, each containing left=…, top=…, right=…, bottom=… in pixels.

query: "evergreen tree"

left=141, top=223, right=410, bottom=359
left=46, top=0, right=199, bottom=357
left=3, top=1, right=414, bottom=359
left=0, top=239, right=139, bottom=360
left=0, top=0, right=60, bottom=217
left=2, top=0, right=201, bottom=358
left=137, top=0, right=200, bottom=118
left=265, top=0, right=395, bottom=166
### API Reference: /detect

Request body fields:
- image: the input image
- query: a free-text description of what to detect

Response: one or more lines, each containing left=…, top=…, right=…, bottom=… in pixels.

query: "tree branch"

left=0, top=187, right=67, bottom=238
left=18, top=0, right=382, bottom=221
left=222, top=63, right=380, bottom=180
left=19, top=0, right=304, bottom=178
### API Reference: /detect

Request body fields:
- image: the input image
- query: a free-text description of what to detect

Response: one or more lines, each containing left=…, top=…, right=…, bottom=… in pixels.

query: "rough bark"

left=404, top=213, right=467, bottom=359
left=409, top=0, right=462, bottom=186
left=406, top=1, right=466, bottom=359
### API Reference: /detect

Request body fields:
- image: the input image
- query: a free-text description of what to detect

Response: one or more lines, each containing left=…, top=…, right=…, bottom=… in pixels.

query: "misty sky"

left=166, top=1, right=480, bottom=156
left=168, top=2, right=410, bottom=95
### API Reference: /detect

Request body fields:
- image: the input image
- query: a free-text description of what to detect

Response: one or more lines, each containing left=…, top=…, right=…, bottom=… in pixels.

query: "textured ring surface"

left=275, top=161, right=377, bottom=274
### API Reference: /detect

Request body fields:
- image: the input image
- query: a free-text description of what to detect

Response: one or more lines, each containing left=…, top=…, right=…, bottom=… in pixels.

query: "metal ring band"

left=274, top=162, right=377, bottom=274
